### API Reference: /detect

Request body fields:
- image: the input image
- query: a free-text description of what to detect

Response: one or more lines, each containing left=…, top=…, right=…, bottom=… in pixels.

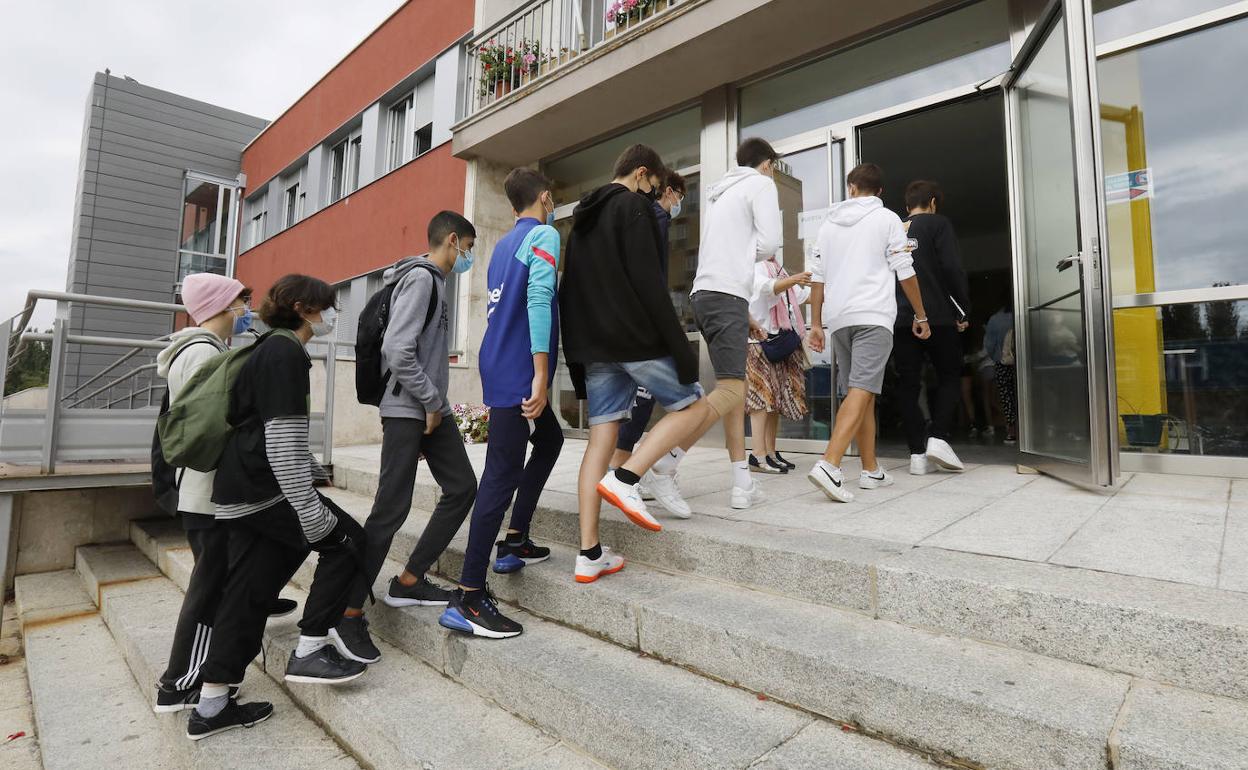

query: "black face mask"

left=646, top=181, right=662, bottom=201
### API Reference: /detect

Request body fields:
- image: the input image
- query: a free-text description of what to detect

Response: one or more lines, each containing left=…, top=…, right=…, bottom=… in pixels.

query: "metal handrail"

left=69, top=363, right=158, bottom=409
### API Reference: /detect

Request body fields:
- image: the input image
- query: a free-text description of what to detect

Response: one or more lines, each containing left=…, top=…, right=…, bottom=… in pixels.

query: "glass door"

left=1005, top=0, right=1118, bottom=485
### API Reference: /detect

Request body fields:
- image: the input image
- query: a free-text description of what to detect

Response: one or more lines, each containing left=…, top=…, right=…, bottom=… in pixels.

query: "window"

left=348, top=136, right=362, bottom=192
left=284, top=184, right=300, bottom=228
left=249, top=211, right=266, bottom=249
left=387, top=96, right=410, bottom=171
left=329, top=133, right=361, bottom=203
left=385, top=78, right=435, bottom=172
left=177, top=174, right=238, bottom=281
left=414, top=123, right=433, bottom=157
left=1093, top=0, right=1241, bottom=42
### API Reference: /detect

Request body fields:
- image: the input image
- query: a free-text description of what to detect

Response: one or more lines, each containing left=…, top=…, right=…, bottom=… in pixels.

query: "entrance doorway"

left=854, top=94, right=1018, bottom=466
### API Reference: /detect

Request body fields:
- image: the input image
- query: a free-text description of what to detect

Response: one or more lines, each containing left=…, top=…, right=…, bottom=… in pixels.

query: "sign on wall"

left=1106, top=168, right=1154, bottom=205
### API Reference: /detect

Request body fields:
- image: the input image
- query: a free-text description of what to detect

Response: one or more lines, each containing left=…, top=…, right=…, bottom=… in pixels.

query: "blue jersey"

left=479, top=217, right=561, bottom=407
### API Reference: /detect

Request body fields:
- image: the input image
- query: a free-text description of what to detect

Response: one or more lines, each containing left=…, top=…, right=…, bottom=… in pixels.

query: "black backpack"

left=151, top=337, right=224, bottom=515
left=355, top=263, right=440, bottom=406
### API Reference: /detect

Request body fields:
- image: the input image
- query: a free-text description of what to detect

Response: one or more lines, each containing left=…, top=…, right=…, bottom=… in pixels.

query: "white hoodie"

left=692, top=166, right=783, bottom=300
left=811, top=196, right=915, bottom=334
left=155, top=327, right=226, bottom=515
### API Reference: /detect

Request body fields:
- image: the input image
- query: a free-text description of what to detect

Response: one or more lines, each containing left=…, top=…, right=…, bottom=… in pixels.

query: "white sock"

left=651, top=447, right=685, bottom=476
left=732, top=460, right=751, bottom=489
left=816, top=460, right=842, bottom=478
left=295, top=634, right=329, bottom=659
left=196, top=683, right=230, bottom=718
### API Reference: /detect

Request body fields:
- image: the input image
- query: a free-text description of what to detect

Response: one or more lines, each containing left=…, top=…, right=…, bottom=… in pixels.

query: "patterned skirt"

left=745, top=342, right=809, bottom=421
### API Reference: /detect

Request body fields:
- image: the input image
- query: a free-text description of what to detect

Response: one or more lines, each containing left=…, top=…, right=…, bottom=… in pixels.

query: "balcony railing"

left=461, top=0, right=685, bottom=119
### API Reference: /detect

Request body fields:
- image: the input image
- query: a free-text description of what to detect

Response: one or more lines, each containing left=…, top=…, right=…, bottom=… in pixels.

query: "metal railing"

left=461, top=0, right=686, bottom=118
left=0, top=290, right=342, bottom=474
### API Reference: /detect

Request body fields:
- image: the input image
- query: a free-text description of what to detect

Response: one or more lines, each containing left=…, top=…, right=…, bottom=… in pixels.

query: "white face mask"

left=310, top=307, right=337, bottom=337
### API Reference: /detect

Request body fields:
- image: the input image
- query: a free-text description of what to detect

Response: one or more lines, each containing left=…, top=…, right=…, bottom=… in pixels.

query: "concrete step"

left=331, top=454, right=1248, bottom=701
left=132, top=518, right=940, bottom=770
left=1, top=602, right=44, bottom=770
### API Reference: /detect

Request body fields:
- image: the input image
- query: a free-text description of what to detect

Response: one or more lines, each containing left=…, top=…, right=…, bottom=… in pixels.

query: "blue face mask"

left=670, top=197, right=683, bottom=220
left=544, top=195, right=556, bottom=227
left=453, top=245, right=475, bottom=274
left=232, top=306, right=254, bottom=335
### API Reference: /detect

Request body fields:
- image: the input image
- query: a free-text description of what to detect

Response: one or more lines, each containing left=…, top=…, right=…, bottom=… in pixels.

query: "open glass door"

left=1005, top=0, right=1118, bottom=486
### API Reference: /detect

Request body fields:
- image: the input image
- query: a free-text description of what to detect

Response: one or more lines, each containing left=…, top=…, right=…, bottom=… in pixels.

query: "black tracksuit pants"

left=158, top=515, right=227, bottom=691
left=894, top=324, right=963, bottom=455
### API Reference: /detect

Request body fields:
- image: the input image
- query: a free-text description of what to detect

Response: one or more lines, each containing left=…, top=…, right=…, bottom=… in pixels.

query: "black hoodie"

left=897, top=213, right=971, bottom=327
left=559, top=183, right=698, bottom=397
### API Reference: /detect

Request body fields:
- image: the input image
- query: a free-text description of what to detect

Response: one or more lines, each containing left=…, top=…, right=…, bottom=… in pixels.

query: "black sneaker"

left=329, top=615, right=381, bottom=664
left=154, top=684, right=239, bottom=714
left=268, top=598, right=298, bottom=618
left=765, top=456, right=790, bottom=474
left=493, top=537, right=551, bottom=574
left=382, top=575, right=451, bottom=607
left=774, top=451, right=797, bottom=471
left=284, top=644, right=367, bottom=684
left=438, top=587, right=523, bottom=639
left=186, top=699, right=273, bottom=740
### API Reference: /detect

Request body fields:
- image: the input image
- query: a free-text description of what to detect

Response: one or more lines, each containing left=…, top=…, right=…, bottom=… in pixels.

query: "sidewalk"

left=334, top=439, right=1247, bottom=593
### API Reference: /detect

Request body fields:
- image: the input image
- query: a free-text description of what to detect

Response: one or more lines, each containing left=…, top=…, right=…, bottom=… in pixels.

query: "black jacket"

left=897, top=213, right=970, bottom=327
left=559, top=184, right=697, bottom=397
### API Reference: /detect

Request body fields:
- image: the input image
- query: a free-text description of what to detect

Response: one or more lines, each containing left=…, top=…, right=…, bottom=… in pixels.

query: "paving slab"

left=0, top=651, right=42, bottom=770
left=1112, top=681, right=1248, bottom=770
left=814, top=489, right=994, bottom=544
left=1220, top=503, right=1248, bottom=593
left=749, top=722, right=940, bottom=769
left=919, top=494, right=1105, bottom=561
left=1121, top=472, right=1231, bottom=502
left=14, top=569, right=97, bottom=626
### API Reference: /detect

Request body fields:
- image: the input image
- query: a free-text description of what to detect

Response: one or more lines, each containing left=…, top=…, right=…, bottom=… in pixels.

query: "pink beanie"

left=181, top=273, right=247, bottom=324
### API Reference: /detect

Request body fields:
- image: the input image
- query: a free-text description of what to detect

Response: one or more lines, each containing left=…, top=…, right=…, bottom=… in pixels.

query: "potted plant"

left=453, top=403, right=490, bottom=444
left=606, top=0, right=657, bottom=38
left=476, top=38, right=550, bottom=99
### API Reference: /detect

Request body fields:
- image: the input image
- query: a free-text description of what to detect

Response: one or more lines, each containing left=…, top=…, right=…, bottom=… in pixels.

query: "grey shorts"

left=833, top=325, right=893, bottom=396
left=691, top=291, right=748, bottom=380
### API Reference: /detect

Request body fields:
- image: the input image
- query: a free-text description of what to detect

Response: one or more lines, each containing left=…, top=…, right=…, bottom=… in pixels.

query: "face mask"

left=453, top=245, right=475, bottom=274
left=309, top=307, right=337, bottom=338
left=544, top=195, right=556, bottom=227
left=670, top=197, right=683, bottom=220
left=231, top=306, right=254, bottom=335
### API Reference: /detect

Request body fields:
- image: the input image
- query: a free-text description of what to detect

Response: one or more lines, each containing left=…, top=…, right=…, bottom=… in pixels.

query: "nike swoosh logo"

left=468, top=607, right=480, bottom=617
left=820, top=468, right=841, bottom=488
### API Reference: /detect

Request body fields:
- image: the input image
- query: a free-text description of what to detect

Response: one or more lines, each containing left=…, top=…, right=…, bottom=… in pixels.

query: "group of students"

left=151, top=134, right=981, bottom=741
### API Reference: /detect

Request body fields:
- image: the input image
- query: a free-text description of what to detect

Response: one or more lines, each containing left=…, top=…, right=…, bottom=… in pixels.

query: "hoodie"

left=692, top=166, right=782, bottom=300
left=811, top=196, right=915, bottom=334
left=379, top=255, right=452, bottom=420
left=156, top=327, right=227, bottom=515
left=559, top=183, right=697, bottom=397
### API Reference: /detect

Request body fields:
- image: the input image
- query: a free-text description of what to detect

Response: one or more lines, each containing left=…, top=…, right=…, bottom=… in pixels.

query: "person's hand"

left=522, top=378, right=548, bottom=419
left=748, top=319, right=767, bottom=341
left=913, top=318, right=932, bottom=340
left=956, top=320, right=970, bottom=333
left=807, top=326, right=825, bottom=352
left=424, top=409, right=443, bottom=435
left=789, top=271, right=813, bottom=289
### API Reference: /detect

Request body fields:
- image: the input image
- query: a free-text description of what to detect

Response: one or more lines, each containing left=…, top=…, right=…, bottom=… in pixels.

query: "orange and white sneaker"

left=596, top=472, right=662, bottom=531
left=575, top=547, right=626, bottom=584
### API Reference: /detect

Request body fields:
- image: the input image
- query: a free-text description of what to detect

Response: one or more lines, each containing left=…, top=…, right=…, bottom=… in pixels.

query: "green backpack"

left=157, top=328, right=303, bottom=472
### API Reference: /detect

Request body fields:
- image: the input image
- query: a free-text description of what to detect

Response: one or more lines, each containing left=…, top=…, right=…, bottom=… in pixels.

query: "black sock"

left=505, top=530, right=525, bottom=546
left=580, top=543, right=603, bottom=561
left=615, top=468, right=641, bottom=486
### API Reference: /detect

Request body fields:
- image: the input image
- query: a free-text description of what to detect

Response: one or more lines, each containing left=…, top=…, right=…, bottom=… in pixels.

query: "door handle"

left=1056, top=254, right=1081, bottom=272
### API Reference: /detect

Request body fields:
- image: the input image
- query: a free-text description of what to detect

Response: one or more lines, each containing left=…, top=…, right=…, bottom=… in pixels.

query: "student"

left=153, top=274, right=296, bottom=712
left=332, top=212, right=480, bottom=663
left=610, top=169, right=687, bottom=510
left=559, top=144, right=710, bottom=583
left=895, top=180, right=970, bottom=475
left=191, top=274, right=369, bottom=740
left=657, top=138, right=784, bottom=510
left=806, top=163, right=931, bottom=502
left=439, top=170, right=563, bottom=639
left=984, top=299, right=1017, bottom=443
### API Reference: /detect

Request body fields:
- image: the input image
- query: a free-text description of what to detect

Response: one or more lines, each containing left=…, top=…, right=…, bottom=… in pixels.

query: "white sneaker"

left=925, top=437, right=965, bottom=472
left=859, top=468, right=894, bottom=489
left=596, top=472, right=662, bottom=531
left=642, top=469, right=691, bottom=519
left=638, top=481, right=655, bottom=501
left=807, top=463, right=855, bottom=503
left=730, top=481, right=765, bottom=510
left=909, top=454, right=931, bottom=475
left=575, top=547, right=626, bottom=584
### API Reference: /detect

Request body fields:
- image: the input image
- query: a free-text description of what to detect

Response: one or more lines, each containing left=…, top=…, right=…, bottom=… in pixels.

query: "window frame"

left=328, top=129, right=362, bottom=204
left=385, top=79, right=435, bottom=173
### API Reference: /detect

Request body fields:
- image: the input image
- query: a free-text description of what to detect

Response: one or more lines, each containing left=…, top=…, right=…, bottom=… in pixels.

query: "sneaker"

left=596, top=472, right=662, bottom=531
left=807, top=463, right=855, bottom=503
left=186, top=699, right=273, bottom=741
left=438, top=587, right=523, bottom=639
left=765, top=456, right=790, bottom=474
left=925, top=437, right=965, bottom=472
left=968, top=426, right=980, bottom=440
left=730, top=481, right=765, bottom=509
left=154, top=684, right=239, bottom=714
left=859, top=468, right=894, bottom=489
left=268, top=598, right=298, bottom=619
left=749, top=454, right=782, bottom=474
left=575, top=547, right=626, bottom=584
left=329, top=615, right=381, bottom=664
left=383, top=575, right=452, bottom=607
left=641, top=469, right=691, bottom=519
left=983, top=426, right=996, bottom=440
left=284, top=645, right=366, bottom=685
left=909, top=454, right=931, bottom=476
left=1004, top=430, right=1018, bottom=445
left=774, top=452, right=797, bottom=471
left=638, top=481, right=655, bottom=501
left=493, top=537, right=551, bottom=574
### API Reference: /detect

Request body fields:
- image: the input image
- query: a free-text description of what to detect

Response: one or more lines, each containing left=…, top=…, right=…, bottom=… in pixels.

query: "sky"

left=0, top=0, right=407, bottom=328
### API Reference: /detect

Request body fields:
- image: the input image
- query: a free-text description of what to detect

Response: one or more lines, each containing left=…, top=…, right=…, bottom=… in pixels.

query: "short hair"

left=736, top=137, right=779, bottom=169
left=504, top=168, right=552, bottom=212
left=847, top=163, right=885, bottom=195
left=427, top=210, right=476, bottom=248
left=905, top=180, right=943, bottom=211
left=664, top=169, right=687, bottom=196
left=612, top=144, right=665, bottom=180
left=259, top=274, right=336, bottom=330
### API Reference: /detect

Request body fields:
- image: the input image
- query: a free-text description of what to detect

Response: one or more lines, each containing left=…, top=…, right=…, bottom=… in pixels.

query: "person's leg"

left=823, top=388, right=873, bottom=466
left=505, top=403, right=564, bottom=539
left=578, top=421, right=619, bottom=550
left=611, top=389, right=655, bottom=468
left=345, top=417, right=424, bottom=612
left=687, top=292, right=750, bottom=483
left=928, top=327, right=964, bottom=446
left=301, top=508, right=368, bottom=638
left=960, top=370, right=976, bottom=433
left=856, top=394, right=879, bottom=472
left=400, top=416, right=477, bottom=580
left=457, top=407, right=528, bottom=591
left=766, top=412, right=781, bottom=458
left=157, top=525, right=228, bottom=706
left=892, top=327, right=927, bottom=456
left=749, top=410, right=769, bottom=459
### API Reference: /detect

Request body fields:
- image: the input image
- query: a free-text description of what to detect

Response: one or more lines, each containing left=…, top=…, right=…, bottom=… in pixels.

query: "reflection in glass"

left=1116, top=301, right=1248, bottom=457
left=1092, top=0, right=1238, bottom=41
left=181, top=181, right=220, bottom=254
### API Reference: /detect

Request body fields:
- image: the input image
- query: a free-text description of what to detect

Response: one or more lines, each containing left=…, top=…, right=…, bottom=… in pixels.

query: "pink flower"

left=523, top=53, right=536, bottom=65
left=627, top=0, right=638, bottom=8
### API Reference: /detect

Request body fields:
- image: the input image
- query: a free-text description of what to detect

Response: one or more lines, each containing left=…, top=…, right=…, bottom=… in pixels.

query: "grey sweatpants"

left=347, top=415, right=477, bottom=608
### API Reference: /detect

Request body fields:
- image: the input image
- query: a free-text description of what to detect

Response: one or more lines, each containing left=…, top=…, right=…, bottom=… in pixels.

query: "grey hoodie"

left=379, top=255, right=452, bottom=420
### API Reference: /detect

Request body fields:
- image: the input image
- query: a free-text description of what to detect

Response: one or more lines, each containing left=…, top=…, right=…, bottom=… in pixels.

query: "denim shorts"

left=585, top=358, right=703, bottom=426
